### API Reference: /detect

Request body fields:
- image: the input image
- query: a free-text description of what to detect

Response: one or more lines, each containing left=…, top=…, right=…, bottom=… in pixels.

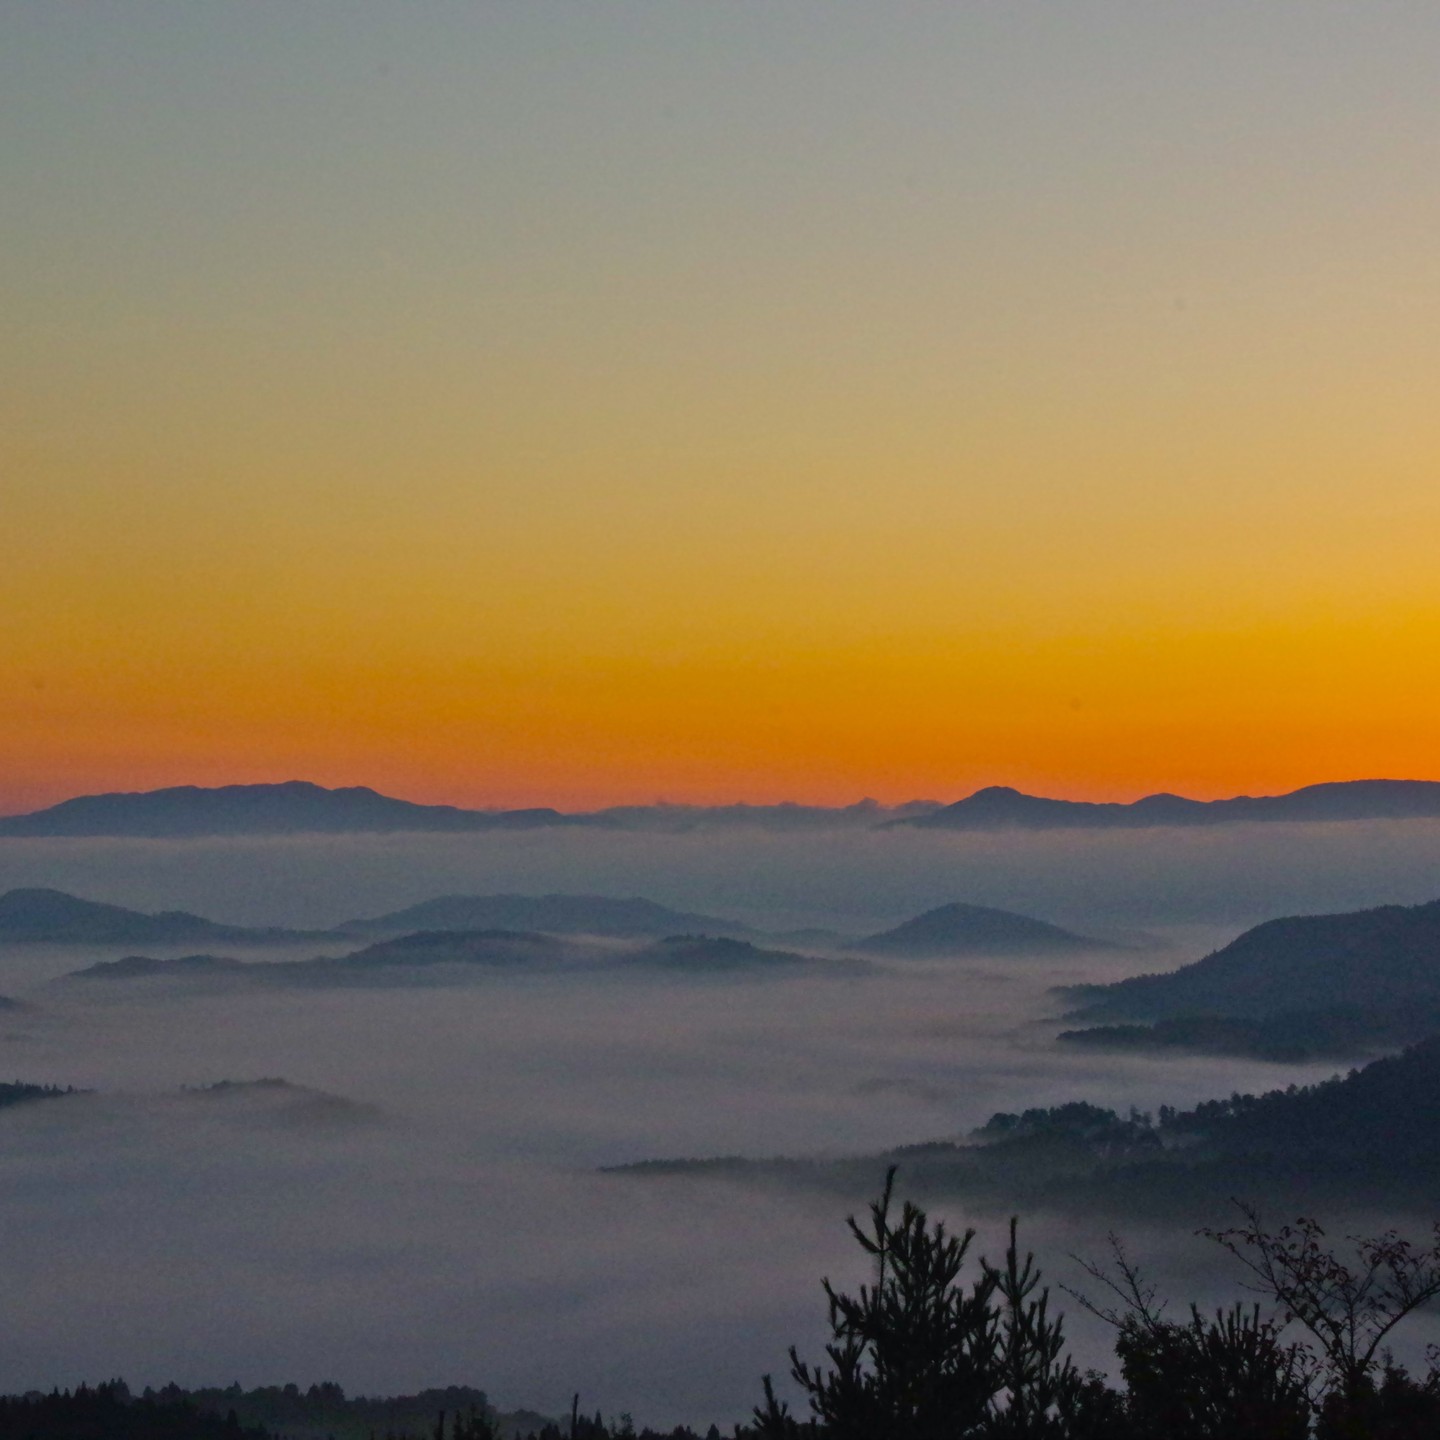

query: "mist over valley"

left=6, top=816, right=1440, bottom=1424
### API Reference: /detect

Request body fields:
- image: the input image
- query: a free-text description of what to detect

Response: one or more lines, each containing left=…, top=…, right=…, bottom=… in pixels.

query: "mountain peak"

left=856, top=901, right=1110, bottom=956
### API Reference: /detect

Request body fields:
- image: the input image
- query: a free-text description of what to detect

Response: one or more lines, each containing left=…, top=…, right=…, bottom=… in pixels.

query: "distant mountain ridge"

left=901, top=778, right=1440, bottom=830
left=8, top=777, right=1438, bottom=837
left=0, top=781, right=937, bottom=837
left=0, top=781, right=594, bottom=838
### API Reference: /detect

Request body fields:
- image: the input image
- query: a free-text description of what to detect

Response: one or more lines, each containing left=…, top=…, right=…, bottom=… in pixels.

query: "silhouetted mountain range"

left=854, top=902, right=1111, bottom=956
left=899, top=778, right=1440, bottom=830
left=0, top=781, right=594, bottom=837
left=6, top=887, right=1109, bottom=962
left=0, top=782, right=936, bottom=837
left=9, top=777, right=1437, bottom=836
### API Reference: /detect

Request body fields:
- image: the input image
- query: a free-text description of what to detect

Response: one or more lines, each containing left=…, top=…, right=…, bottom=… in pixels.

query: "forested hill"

left=613, top=1036, right=1440, bottom=1217
left=1066, top=897, right=1440, bottom=1020
left=0, top=1080, right=76, bottom=1110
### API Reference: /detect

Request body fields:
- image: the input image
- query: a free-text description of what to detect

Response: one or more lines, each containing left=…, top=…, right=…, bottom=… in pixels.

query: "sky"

left=6, top=2, right=1440, bottom=813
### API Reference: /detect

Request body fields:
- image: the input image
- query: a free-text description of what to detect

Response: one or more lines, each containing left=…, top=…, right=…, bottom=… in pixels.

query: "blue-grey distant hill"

left=68, top=930, right=582, bottom=984
left=0, top=781, right=597, bottom=838
left=338, top=893, right=754, bottom=940
left=65, top=929, right=844, bottom=986
left=899, top=778, right=1440, bottom=830
left=855, top=902, right=1111, bottom=956
left=0, top=781, right=935, bottom=837
left=0, top=887, right=309, bottom=945
left=9, top=776, right=1436, bottom=837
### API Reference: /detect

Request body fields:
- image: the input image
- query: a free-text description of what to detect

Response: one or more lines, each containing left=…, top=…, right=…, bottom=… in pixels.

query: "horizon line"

left=5, top=773, right=1439, bottom=823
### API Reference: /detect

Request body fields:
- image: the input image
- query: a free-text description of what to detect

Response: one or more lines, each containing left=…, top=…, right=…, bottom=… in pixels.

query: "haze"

left=6, top=2, right=1440, bottom=1429
left=5, top=822, right=1440, bottom=1424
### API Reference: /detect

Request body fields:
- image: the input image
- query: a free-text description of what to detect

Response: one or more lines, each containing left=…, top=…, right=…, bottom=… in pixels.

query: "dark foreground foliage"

left=8, top=1174, right=1440, bottom=1440
left=750, top=1169, right=1440, bottom=1440
left=0, top=1381, right=265, bottom=1440
left=0, top=1081, right=77, bottom=1110
left=148, top=1380, right=506, bottom=1440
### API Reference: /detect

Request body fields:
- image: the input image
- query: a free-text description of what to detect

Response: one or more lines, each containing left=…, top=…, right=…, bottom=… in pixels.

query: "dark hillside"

left=613, top=1038, right=1440, bottom=1217
left=1066, top=898, right=1440, bottom=1021
left=0, top=888, right=301, bottom=945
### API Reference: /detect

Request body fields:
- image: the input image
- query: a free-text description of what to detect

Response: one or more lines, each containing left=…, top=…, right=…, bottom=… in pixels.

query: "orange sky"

left=5, top=6, right=1440, bottom=815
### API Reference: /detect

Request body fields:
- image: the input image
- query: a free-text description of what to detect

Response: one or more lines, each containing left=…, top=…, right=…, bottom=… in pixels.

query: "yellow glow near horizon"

left=5, top=6, right=1440, bottom=814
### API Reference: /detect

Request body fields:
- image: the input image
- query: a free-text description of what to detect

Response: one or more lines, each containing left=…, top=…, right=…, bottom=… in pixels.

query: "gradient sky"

left=5, top=3, right=1440, bottom=813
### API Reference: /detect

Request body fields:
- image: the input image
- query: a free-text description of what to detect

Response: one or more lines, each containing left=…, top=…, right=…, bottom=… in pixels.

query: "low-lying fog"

left=6, top=816, right=1440, bottom=933
left=4, top=820, right=1440, bottom=1426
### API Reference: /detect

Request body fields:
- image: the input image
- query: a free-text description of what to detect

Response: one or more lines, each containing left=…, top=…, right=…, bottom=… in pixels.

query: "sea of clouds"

left=3, top=819, right=1440, bottom=1425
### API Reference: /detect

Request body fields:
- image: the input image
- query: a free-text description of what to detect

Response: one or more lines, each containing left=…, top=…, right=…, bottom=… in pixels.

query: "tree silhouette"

left=756, top=1168, right=1086, bottom=1439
